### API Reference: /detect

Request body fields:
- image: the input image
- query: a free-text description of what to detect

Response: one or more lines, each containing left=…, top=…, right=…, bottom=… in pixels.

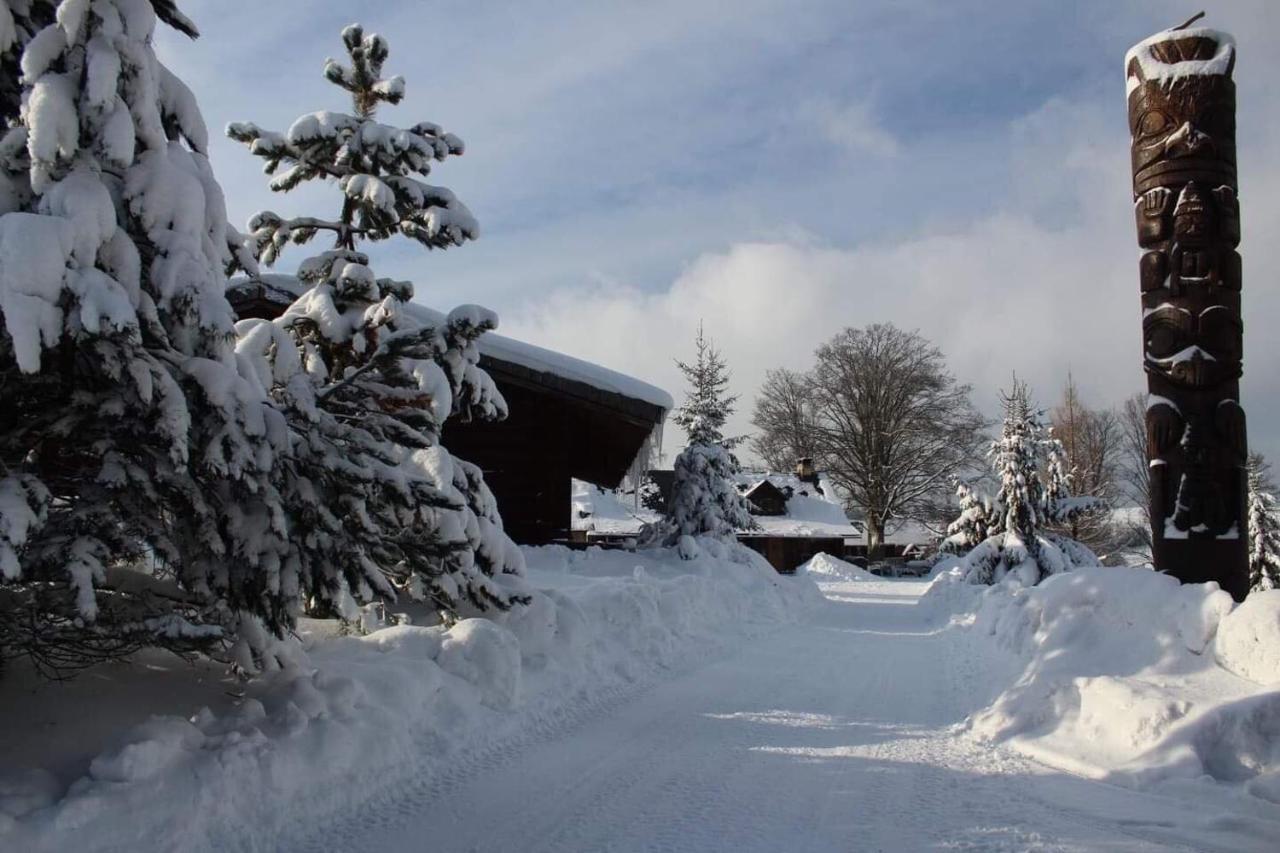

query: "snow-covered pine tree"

left=1043, top=431, right=1072, bottom=512
left=228, top=25, right=527, bottom=621
left=648, top=325, right=754, bottom=558
left=671, top=323, right=741, bottom=449
left=1247, top=453, right=1280, bottom=593
left=962, top=380, right=1099, bottom=586
left=0, top=0, right=292, bottom=676
left=639, top=471, right=665, bottom=512
left=940, top=480, right=995, bottom=555
left=1040, top=426, right=1108, bottom=546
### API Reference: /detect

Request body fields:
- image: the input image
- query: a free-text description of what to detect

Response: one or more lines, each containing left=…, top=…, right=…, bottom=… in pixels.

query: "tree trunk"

left=866, top=520, right=886, bottom=562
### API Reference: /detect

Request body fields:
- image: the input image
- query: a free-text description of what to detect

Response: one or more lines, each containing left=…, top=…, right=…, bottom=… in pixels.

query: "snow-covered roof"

left=725, top=472, right=859, bottom=537
left=474, top=325, right=674, bottom=412
left=571, top=480, right=659, bottom=535
left=745, top=498, right=862, bottom=539
left=226, top=275, right=673, bottom=411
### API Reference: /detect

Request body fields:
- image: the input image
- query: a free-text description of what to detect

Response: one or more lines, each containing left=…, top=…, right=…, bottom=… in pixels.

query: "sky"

left=162, top=0, right=1280, bottom=466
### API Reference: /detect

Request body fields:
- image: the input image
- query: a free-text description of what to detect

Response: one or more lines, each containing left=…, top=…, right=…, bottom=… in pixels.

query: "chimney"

left=794, top=457, right=821, bottom=492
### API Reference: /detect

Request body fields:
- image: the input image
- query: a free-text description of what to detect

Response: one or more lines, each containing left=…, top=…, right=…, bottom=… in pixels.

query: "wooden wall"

left=737, top=536, right=846, bottom=574
left=443, top=363, right=662, bottom=545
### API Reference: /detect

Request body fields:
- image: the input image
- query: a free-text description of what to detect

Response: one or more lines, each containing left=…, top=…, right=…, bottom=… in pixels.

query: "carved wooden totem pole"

left=1126, top=19, right=1249, bottom=600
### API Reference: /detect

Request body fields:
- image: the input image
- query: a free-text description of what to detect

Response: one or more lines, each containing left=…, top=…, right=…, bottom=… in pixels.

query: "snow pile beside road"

left=1214, top=590, right=1280, bottom=686
left=922, top=565, right=1280, bottom=801
left=3, top=541, right=817, bottom=853
left=799, top=552, right=875, bottom=582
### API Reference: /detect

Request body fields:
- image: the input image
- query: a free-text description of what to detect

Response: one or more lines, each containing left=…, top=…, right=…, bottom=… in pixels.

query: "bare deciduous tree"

left=1116, top=392, right=1153, bottom=561
left=750, top=368, right=819, bottom=472
left=756, top=324, right=986, bottom=560
left=1049, top=375, right=1121, bottom=553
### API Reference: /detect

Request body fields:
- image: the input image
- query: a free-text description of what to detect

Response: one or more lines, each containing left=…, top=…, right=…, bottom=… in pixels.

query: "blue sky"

left=162, top=1, right=1280, bottom=465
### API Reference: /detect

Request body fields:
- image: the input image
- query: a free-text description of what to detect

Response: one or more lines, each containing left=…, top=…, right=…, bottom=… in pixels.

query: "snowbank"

left=921, top=565, right=1280, bottom=803
left=2, top=541, right=817, bottom=852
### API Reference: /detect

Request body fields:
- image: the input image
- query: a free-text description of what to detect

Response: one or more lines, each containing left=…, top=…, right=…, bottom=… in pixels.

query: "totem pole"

left=1126, top=16, right=1249, bottom=600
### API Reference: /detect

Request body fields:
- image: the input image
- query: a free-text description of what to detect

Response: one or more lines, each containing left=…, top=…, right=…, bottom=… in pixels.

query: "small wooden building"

left=226, top=276, right=672, bottom=545
left=742, top=480, right=789, bottom=516
left=440, top=344, right=668, bottom=544
left=736, top=533, right=849, bottom=575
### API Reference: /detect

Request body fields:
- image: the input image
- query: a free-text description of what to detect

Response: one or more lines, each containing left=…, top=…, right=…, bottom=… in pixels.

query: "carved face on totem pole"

left=1126, top=25, right=1249, bottom=599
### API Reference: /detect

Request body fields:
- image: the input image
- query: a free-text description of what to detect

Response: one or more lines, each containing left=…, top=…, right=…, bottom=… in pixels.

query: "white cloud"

left=500, top=87, right=1280, bottom=466
left=155, top=1, right=1280, bottom=469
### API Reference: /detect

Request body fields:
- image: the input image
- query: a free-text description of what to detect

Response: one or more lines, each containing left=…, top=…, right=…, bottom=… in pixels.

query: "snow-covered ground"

left=326, top=559, right=1280, bottom=852
left=5, top=550, right=1280, bottom=852
left=0, top=541, right=818, bottom=852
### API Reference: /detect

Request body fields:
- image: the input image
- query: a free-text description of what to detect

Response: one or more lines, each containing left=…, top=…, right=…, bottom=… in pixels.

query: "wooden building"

left=736, top=533, right=849, bottom=575
left=441, top=348, right=667, bottom=544
left=227, top=276, right=672, bottom=545
left=742, top=480, right=789, bottom=516
left=736, top=475, right=861, bottom=574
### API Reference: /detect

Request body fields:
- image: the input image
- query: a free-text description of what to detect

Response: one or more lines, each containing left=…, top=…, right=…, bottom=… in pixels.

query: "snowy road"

left=332, top=579, right=1271, bottom=853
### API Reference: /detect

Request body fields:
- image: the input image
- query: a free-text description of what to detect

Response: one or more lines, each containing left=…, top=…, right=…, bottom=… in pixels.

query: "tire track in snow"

left=284, top=621, right=790, bottom=853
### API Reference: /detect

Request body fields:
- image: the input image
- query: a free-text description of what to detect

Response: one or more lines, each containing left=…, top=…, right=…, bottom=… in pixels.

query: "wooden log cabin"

left=227, top=275, right=672, bottom=545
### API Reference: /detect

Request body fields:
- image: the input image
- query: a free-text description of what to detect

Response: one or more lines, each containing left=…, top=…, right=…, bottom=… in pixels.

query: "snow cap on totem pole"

left=1125, top=16, right=1237, bottom=197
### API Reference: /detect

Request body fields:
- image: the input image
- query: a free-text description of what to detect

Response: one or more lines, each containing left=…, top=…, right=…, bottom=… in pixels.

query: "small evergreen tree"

left=1043, top=431, right=1072, bottom=511
left=228, top=25, right=527, bottom=620
left=639, top=472, right=665, bottom=513
left=1041, top=423, right=1111, bottom=547
left=0, top=1, right=289, bottom=675
left=648, top=325, right=754, bottom=557
left=961, top=380, right=1100, bottom=586
left=1247, top=454, right=1280, bottom=593
left=671, top=323, right=741, bottom=449
left=940, top=480, right=995, bottom=555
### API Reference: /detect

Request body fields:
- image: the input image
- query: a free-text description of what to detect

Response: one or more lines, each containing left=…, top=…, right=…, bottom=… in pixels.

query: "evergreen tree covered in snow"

left=940, top=480, right=995, bottom=555
left=1247, top=454, right=1280, bottom=593
left=1043, top=432, right=1072, bottom=513
left=1040, top=424, right=1109, bottom=544
left=639, top=471, right=664, bottom=513
left=0, top=0, right=292, bottom=675
left=228, top=25, right=526, bottom=619
left=671, top=323, right=741, bottom=449
left=649, top=326, right=754, bottom=557
left=960, top=381, right=1100, bottom=586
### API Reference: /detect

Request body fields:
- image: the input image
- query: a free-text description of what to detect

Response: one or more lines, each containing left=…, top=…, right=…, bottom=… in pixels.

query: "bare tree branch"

left=752, top=324, right=987, bottom=559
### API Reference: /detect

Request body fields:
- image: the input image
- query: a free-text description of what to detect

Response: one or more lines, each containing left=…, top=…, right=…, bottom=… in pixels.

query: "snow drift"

left=922, top=564, right=1280, bottom=803
left=798, top=552, right=875, bottom=582
left=1, top=541, right=818, bottom=852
